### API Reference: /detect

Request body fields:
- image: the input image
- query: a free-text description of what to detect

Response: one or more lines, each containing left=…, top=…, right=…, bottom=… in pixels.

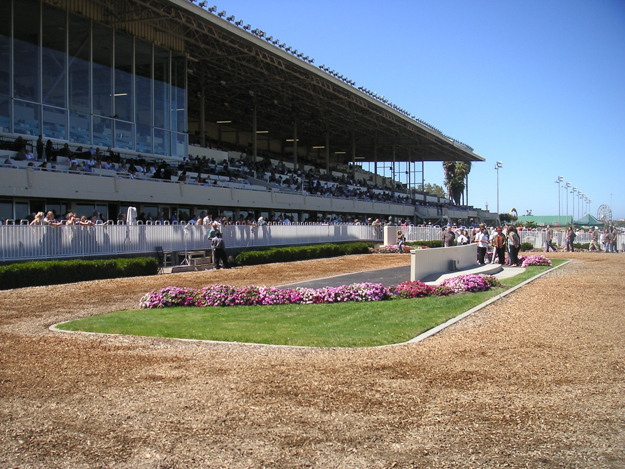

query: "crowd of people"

left=2, top=135, right=462, bottom=215
left=439, top=223, right=621, bottom=266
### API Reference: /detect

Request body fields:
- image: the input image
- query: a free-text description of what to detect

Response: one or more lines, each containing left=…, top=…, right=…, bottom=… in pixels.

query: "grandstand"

left=0, top=0, right=496, bottom=227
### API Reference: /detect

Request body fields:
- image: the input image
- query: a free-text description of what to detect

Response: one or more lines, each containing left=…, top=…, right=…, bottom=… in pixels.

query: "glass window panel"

left=13, top=0, right=40, bottom=102
left=0, top=95, right=10, bottom=132
left=135, top=39, right=152, bottom=127
left=93, top=115, right=112, bottom=148
left=0, top=201, right=13, bottom=221
left=153, top=128, right=168, bottom=156
left=92, top=23, right=113, bottom=117
left=114, top=31, right=133, bottom=122
left=0, top=0, right=11, bottom=97
left=15, top=201, right=29, bottom=221
left=171, top=55, right=186, bottom=133
left=114, top=120, right=133, bottom=150
left=42, top=4, right=67, bottom=108
left=69, top=111, right=90, bottom=144
left=173, top=132, right=187, bottom=159
left=14, top=100, right=40, bottom=136
left=154, top=46, right=169, bottom=130
left=136, top=123, right=152, bottom=153
left=142, top=206, right=158, bottom=221
left=43, top=106, right=67, bottom=139
left=45, top=201, right=68, bottom=219
left=68, top=13, right=91, bottom=114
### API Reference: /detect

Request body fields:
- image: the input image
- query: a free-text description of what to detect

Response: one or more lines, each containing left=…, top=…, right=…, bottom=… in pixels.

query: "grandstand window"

left=171, top=55, right=186, bottom=133
left=42, top=4, right=67, bottom=109
left=135, top=39, right=153, bottom=125
left=114, top=120, right=134, bottom=150
left=13, top=0, right=40, bottom=103
left=0, top=0, right=10, bottom=99
left=93, top=116, right=112, bottom=148
left=154, top=128, right=169, bottom=156
left=43, top=106, right=68, bottom=140
left=0, top=96, right=9, bottom=133
left=0, top=201, right=12, bottom=221
left=92, top=23, right=113, bottom=119
left=68, top=13, right=91, bottom=115
left=13, top=101, right=40, bottom=137
left=173, top=132, right=187, bottom=159
left=114, top=31, right=134, bottom=123
left=154, top=46, right=170, bottom=130
left=69, top=111, right=90, bottom=144
left=136, top=123, right=152, bottom=154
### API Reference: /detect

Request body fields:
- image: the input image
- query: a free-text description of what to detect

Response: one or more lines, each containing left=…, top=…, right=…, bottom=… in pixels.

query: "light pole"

left=555, top=176, right=563, bottom=224
left=572, top=187, right=577, bottom=221
left=565, top=182, right=571, bottom=224
left=495, top=161, right=503, bottom=215
left=579, top=191, right=583, bottom=217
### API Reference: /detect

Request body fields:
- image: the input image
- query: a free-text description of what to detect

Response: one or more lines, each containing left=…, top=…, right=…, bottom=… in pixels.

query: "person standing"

left=210, top=232, right=230, bottom=269
left=566, top=226, right=576, bottom=252
left=442, top=225, right=455, bottom=247
left=36, top=135, right=44, bottom=160
left=588, top=228, right=601, bottom=252
left=476, top=227, right=489, bottom=265
left=545, top=225, right=556, bottom=252
left=396, top=230, right=406, bottom=254
left=492, top=227, right=507, bottom=265
left=507, top=226, right=521, bottom=266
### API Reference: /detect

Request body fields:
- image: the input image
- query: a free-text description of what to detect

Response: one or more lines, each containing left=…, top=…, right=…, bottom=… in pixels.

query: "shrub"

left=0, top=257, right=158, bottom=290
left=520, top=242, right=534, bottom=252
left=234, top=242, right=374, bottom=267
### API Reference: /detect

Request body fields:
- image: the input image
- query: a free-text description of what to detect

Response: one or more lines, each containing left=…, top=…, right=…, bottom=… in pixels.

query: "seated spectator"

left=30, top=212, right=44, bottom=225
left=43, top=211, right=62, bottom=226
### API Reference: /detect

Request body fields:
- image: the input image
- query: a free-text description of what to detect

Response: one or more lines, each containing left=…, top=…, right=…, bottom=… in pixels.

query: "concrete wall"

left=410, top=244, right=477, bottom=282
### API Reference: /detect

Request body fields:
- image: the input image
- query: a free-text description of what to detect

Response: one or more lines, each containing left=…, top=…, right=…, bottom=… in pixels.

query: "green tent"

left=573, top=214, right=604, bottom=227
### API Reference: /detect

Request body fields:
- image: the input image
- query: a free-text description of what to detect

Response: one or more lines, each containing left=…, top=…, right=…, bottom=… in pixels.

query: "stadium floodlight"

left=243, top=24, right=251, bottom=30
left=198, top=1, right=207, bottom=7
left=217, top=10, right=226, bottom=17
left=208, top=5, right=217, bottom=12
left=235, top=20, right=243, bottom=26
left=226, top=15, right=235, bottom=21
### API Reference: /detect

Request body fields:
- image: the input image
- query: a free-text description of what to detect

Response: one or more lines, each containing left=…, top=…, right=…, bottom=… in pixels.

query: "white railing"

left=1, top=223, right=621, bottom=263
left=0, top=223, right=381, bottom=262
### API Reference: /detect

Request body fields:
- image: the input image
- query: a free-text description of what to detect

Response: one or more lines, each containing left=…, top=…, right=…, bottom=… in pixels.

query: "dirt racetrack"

left=1, top=252, right=624, bottom=468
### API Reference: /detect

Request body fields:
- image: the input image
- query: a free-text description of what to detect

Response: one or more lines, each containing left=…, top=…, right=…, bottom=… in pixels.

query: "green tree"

left=442, top=161, right=472, bottom=204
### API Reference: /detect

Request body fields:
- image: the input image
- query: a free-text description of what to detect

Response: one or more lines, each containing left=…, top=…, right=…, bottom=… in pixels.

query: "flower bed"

left=518, top=254, right=552, bottom=267
left=140, top=274, right=503, bottom=309
left=372, top=244, right=430, bottom=254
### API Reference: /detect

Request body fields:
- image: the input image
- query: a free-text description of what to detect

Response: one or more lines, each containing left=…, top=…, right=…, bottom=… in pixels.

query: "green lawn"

left=56, top=261, right=563, bottom=347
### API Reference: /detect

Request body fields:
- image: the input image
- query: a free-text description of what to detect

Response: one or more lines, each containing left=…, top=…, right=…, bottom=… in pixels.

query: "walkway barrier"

left=410, top=244, right=477, bottom=282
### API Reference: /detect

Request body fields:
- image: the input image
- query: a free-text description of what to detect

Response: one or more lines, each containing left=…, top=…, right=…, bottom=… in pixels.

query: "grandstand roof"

left=77, top=0, right=485, bottom=166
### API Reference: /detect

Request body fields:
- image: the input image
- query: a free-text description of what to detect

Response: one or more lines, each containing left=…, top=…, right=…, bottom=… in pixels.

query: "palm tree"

left=442, top=161, right=471, bottom=205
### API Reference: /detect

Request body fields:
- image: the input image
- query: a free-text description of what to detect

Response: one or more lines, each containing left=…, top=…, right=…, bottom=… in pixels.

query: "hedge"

left=235, top=242, right=373, bottom=267
left=0, top=257, right=159, bottom=290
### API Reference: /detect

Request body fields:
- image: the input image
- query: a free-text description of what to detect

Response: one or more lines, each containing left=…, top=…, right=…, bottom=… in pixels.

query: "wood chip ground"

left=1, top=252, right=623, bottom=468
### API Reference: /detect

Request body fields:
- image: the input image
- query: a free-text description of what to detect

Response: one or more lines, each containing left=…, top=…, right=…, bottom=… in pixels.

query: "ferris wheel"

left=597, top=204, right=612, bottom=223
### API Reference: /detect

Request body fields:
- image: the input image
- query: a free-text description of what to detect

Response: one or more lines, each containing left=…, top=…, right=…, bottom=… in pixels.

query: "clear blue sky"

left=216, top=0, right=625, bottom=220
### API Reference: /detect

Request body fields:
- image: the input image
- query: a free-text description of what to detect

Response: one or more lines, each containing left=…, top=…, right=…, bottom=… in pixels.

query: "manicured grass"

left=56, top=261, right=563, bottom=347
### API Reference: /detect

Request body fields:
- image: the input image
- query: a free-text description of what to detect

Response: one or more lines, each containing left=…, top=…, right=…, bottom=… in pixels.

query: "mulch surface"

left=1, top=253, right=624, bottom=468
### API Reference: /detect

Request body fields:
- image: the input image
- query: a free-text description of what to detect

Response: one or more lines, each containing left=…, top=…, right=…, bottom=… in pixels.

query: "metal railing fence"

left=0, top=223, right=381, bottom=262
